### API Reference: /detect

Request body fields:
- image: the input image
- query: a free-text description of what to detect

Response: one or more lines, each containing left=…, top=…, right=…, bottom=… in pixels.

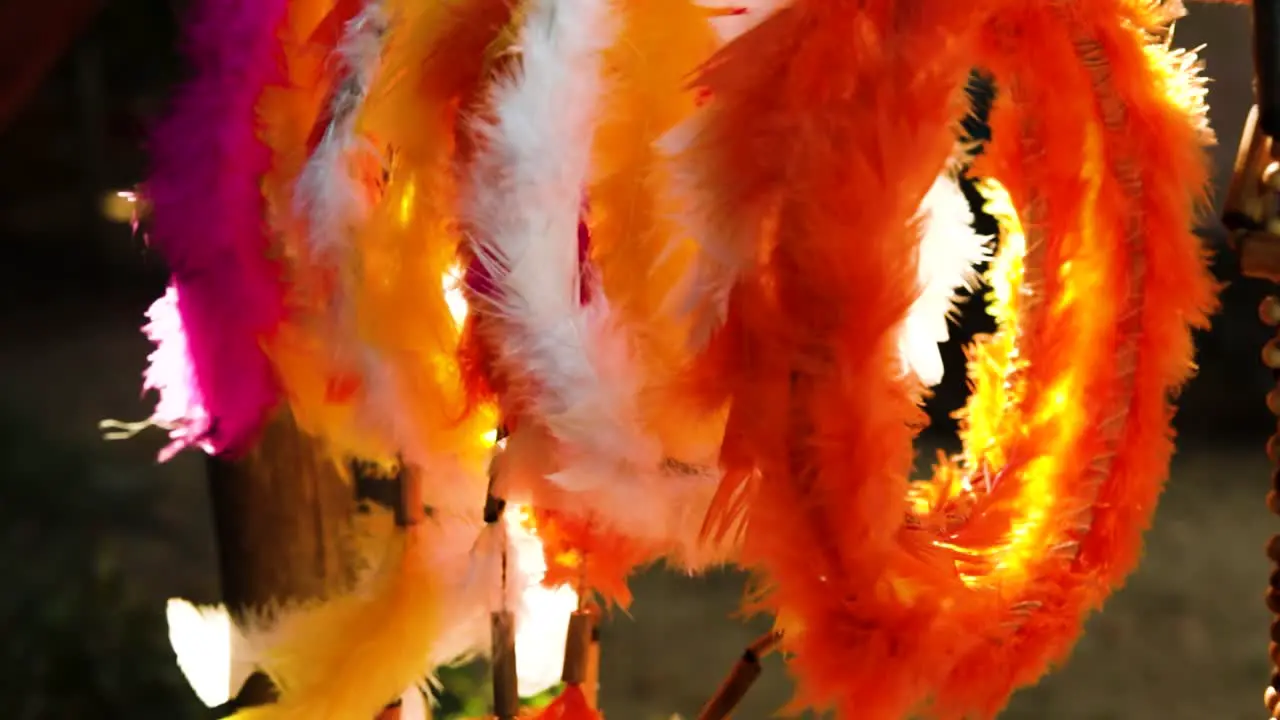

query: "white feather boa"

left=458, top=0, right=737, bottom=567
left=460, top=0, right=636, bottom=484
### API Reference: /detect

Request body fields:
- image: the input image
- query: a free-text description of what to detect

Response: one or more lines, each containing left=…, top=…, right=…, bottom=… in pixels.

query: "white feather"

left=427, top=504, right=575, bottom=697
left=498, top=425, right=734, bottom=570
left=140, top=286, right=214, bottom=460
left=459, top=0, right=735, bottom=570
left=508, top=513, right=579, bottom=697
left=164, top=598, right=255, bottom=707
left=294, top=1, right=389, bottom=261
left=899, top=171, right=991, bottom=388
left=461, top=0, right=662, bottom=484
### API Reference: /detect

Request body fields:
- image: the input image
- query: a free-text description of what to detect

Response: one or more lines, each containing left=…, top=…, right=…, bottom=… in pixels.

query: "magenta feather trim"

left=142, top=0, right=290, bottom=458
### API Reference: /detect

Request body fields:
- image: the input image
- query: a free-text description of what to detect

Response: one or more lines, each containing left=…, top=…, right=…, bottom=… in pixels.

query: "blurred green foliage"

left=434, top=663, right=560, bottom=719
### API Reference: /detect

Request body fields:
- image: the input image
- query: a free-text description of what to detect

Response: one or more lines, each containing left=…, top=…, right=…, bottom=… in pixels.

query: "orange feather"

left=258, top=0, right=393, bottom=464
left=686, top=0, right=982, bottom=716
left=926, top=2, right=1217, bottom=716
left=526, top=685, right=601, bottom=720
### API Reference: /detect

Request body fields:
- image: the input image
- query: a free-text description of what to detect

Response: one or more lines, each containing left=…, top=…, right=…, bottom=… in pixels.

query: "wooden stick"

left=401, top=465, right=425, bottom=526
left=695, top=631, right=783, bottom=720
left=561, top=609, right=595, bottom=686
left=583, top=608, right=601, bottom=709
left=491, top=610, right=520, bottom=720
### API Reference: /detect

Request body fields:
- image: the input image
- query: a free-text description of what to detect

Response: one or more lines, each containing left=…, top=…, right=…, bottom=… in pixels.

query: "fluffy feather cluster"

left=137, top=0, right=1219, bottom=716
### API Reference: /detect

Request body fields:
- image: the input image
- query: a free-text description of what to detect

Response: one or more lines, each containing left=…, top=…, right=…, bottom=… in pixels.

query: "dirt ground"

left=4, top=292, right=1277, bottom=720
left=608, top=447, right=1277, bottom=720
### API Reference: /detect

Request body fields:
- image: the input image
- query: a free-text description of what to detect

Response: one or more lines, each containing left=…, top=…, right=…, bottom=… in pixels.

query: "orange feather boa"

left=692, top=0, right=1216, bottom=717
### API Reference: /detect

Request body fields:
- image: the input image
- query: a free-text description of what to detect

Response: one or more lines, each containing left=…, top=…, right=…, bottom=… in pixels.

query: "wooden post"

left=205, top=410, right=362, bottom=706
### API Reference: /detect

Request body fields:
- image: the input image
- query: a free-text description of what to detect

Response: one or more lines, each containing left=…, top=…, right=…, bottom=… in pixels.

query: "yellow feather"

left=230, top=4, right=517, bottom=717
left=588, top=0, right=725, bottom=463
left=352, top=0, right=511, bottom=498
left=259, top=0, right=394, bottom=464
left=228, top=524, right=438, bottom=720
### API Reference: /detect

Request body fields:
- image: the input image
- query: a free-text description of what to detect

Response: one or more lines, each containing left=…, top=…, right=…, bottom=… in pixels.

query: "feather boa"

left=460, top=0, right=635, bottom=491
left=143, top=0, right=1219, bottom=716
left=458, top=0, right=745, bottom=591
left=582, top=0, right=738, bottom=572
left=258, top=0, right=392, bottom=464
left=225, top=521, right=438, bottom=719
left=165, top=504, right=574, bottom=712
left=345, top=0, right=503, bottom=492
left=927, top=3, right=1216, bottom=715
left=294, top=1, right=388, bottom=265
left=289, top=0, right=396, bottom=460
left=691, top=1, right=1215, bottom=718
left=695, top=2, right=979, bottom=715
left=143, top=0, right=289, bottom=458
left=654, top=0, right=796, bottom=355
left=459, top=0, right=715, bottom=563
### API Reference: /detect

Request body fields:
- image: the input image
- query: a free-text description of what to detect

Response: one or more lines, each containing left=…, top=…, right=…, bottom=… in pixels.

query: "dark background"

left=0, top=2, right=1275, bottom=719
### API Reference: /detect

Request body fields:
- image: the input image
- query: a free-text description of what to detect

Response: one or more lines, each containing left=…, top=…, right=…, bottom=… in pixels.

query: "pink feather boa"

left=143, top=0, right=290, bottom=459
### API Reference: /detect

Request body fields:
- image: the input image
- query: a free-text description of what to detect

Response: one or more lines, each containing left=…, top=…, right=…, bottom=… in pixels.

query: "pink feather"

left=143, top=0, right=290, bottom=458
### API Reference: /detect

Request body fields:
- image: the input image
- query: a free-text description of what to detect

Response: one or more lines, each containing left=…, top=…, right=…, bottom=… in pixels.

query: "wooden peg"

left=584, top=611, right=601, bottom=709
left=491, top=611, right=520, bottom=720
left=561, top=609, right=595, bottom=686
